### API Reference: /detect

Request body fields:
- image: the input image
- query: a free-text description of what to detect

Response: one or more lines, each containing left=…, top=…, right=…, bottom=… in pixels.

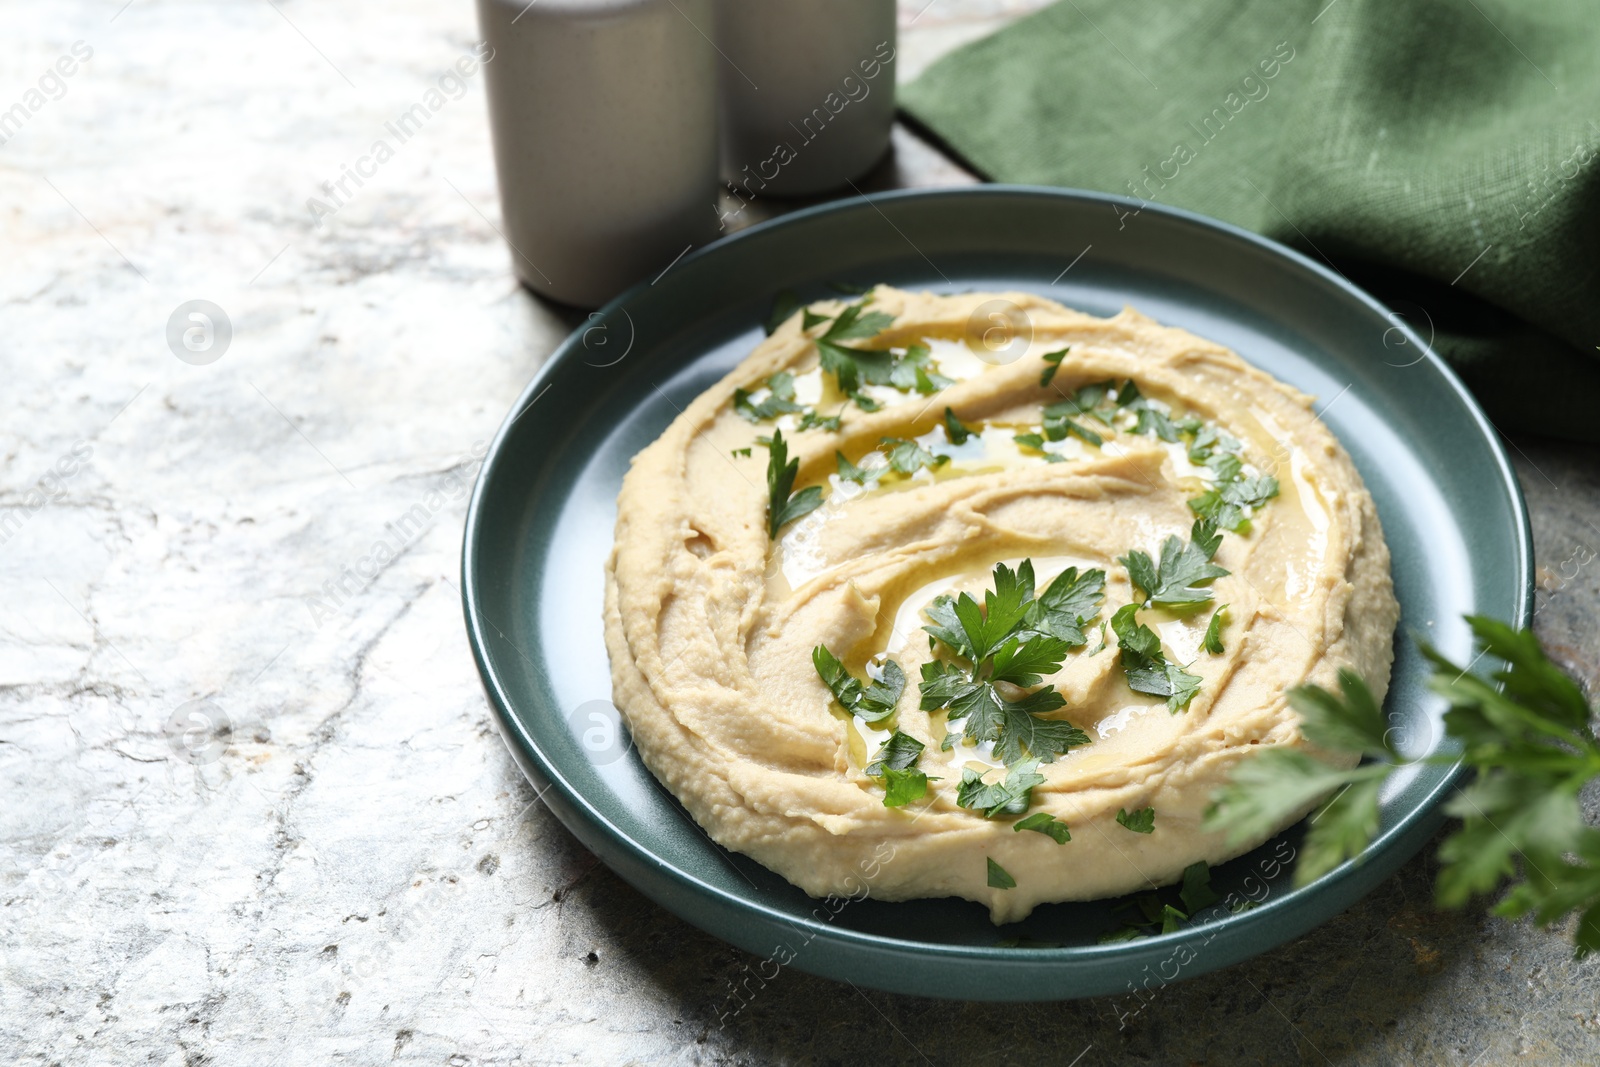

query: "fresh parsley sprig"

left=812, top=645, right=906, bottom=724
left=1206, top=615, right=1600, bottom=957
left=765, top=428, right=823, bottom=539
left=1119, top=519, right=1229, bottom=609
left=917, top=561, right=1100, bottom=766
left=1111, top=604, right=1203, bottom=712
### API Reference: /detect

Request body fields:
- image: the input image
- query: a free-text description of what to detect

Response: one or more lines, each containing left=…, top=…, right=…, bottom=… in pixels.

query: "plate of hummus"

left=462, top=187, right=1531, bottom=1000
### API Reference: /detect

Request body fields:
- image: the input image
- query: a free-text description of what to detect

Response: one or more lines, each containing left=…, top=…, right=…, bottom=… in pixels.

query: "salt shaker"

left=714, top=0, right=898, bottom=198
left=476, top=0, right=720, bottom=308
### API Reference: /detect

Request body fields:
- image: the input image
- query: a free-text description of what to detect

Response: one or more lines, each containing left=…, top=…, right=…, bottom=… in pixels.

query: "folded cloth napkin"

left=900, top=0, right=1600, bottom=442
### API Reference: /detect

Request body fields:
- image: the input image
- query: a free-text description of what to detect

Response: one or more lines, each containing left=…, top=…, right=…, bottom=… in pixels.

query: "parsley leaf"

left=1290, top=667, right=1398, bottom=760
left=958, top=760, right=1046, bottom=818
left=866, top=731, right=930, bottom=807
left=812, top=646, right=905, bottom=723
left=797, top=410, right=843, bottom=433
left=1013, top=432, right=1067, bottom=462
left=1117, top=807, right=1155, bottom=833
left=1041, top=386, right=1108, bottom=446
left=881, top=766, right=930, bottom=807
left=732, top=447, right=752, bottom=459
left=1039, top=347, right=1069, bottom=387
left=888, top=343, right=954, bottom=395
left=835, top=450, right=876, bottom=485
left=866, top=730, right=924, bottom=776
left=1203, top=605, right=1228, bottom=654
left=765, top=428, right=823, bottom=538
left=943, top=407, right=975, bottom=445
left=1190, top=473, right=1280, bottom=532
left=881, top=437, right=949, bottom=476
left=1180, top=861, right=1219, bottom=912
left=1014, top=811, right=1071, bottom=844
left=918, top=561, right=1094, bottom=765
left=1111, top=604, right=1203, bottom=712
left=734, top=372, right=805, bottom=423
left=813, top=304, right=896, bottom=396
left=1030, top=566, right=1105, bottom=646
left=987, top=857, right=1016, bottom=890
left=1119, top=520, right=1229, bottom=608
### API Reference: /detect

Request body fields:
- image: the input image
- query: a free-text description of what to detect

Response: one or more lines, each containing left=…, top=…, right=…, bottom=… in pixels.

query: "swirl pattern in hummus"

left=604, top=287, right=1397, bottom=923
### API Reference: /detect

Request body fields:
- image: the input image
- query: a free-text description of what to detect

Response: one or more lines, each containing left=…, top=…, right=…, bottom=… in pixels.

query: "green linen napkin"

left=900, top=0, right=1600, bottom=442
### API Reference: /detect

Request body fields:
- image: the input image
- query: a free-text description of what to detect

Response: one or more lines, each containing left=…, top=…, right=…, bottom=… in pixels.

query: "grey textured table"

left=4, top=2, right=1598, bottom=1064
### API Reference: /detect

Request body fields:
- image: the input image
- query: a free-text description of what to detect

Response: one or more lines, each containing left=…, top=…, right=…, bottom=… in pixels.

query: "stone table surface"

left=4, top=1, right=1599, bottom=1064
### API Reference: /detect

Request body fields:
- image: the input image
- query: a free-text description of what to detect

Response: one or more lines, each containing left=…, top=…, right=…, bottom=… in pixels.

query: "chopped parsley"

left=835, top=450, right=876, bottom=485
left=1119, top=519, right=1228, bottom=609
left=1189, top=472, right=1280, bottom=532
left=1111, top=604, right=1203, bottom=712
left=1039, top=347, right=1069, bottom=387
left=1041, top=382, right=1111, bottom=446
left=797, top=409, right=843, bottom=433
left=986, top=857, right=1016, bottom=890
left=943, top=406, right=975, bottom=445
left=1014, top=811, right=1071, bottom=844
left=888, top=343, right=954, bottom=395
left=881, top=437, right=949, bottom=476
left=1180, top=860, right=1219, bottom=913
left=731, top=447, right=752, bottom=459
left=1013, top=432, right=1066, bottom=462
left=866, top=731, right=929, bottom=807
left=765, top=428, right=823, bottom=539
left=1117, top=806, right=1156, bottom=833
left=957, top=760, right=1046, bottom=817
left=1203, top=605, right=1229, bottom=654
left=734, top=371, right=804, bottom=423
left=812, top=645, right=906, bottom=723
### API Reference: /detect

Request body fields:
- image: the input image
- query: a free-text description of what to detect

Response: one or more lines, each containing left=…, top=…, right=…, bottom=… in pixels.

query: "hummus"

left=603, top=287, right=1397, bottom=923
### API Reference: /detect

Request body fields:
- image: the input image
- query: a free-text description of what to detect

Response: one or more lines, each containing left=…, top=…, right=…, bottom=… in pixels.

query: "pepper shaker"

left=476, top=0, right=720, bottom=307
left=714, top=0, right=898, bottom=199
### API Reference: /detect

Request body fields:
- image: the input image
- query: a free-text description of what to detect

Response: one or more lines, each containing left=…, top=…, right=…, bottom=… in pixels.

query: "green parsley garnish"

left=1014, top=811, right=1071, bottom=844
left=888, top=343, right=954, bottom=395
left=812, top=646, right=906, bottom=724
left=943, top=406, right=975, bottom=445
left=866, top=731, right=930, bottom=807
left=1180, top=861, right=1219, bottom=912
left=1203, top=605, right=1229, bottom=654
left=1119, top=519, right=1228, bottom=609
left=731, top=447, right=752, bottom=459
left=1117, top=806, right=1156, bottom=833
left=1189, top=474, right=1280, bottom=532
left=765, top=427, right=823, bottom=539
left=986, top=857, right=1016, bottom=890
left=1039, top=347, right=1069, bottom=387
left=734, top=371, right=804, bottom=423
left=835, top=450, right=876, bottom=485
left=796, top=409, right=843, bottom=433
left=811, top=303, right=897, bottom=396
left=1111, top=604, right=1203, bottom=712
left=1207, top=614, right=1600, bottom=957
left=881, top=437, right=949, bottom=476
left=1013, top=433, right=1067, bottom=462
left=957, top=760, right=1046, bottom=817
left=918, top=561, right=1099, bottom=766
left=1041, top=382, right=1112, bottom=446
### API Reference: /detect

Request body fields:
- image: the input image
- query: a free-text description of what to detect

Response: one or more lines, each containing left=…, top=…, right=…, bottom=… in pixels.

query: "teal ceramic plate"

left=461, top=187, right=1531, bottom=1001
